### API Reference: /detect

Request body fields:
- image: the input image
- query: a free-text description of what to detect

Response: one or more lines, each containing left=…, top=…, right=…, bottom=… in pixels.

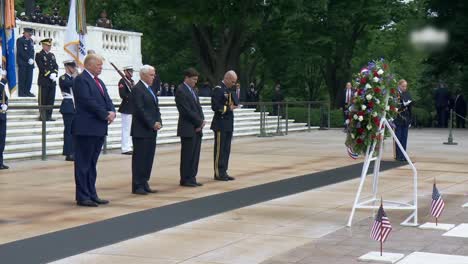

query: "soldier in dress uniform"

left=0, top=68, right=9, bottom=169
left=210, top=70, right=239, bottom=181
left=59, top=60, right=77, bottom=161
left=118, top=66, right=135, bottom=155
left=96, top=10, right=113, bottom=29
left=16, top=27, right=36, bottom=97
left=394, top=79, right=413, bottom=161
left=35, top=38, right=59, bottom=121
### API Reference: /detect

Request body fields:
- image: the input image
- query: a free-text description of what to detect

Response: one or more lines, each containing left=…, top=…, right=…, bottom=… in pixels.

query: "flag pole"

left=380, top=197, right=383, bottom=256
left=434, top=178, right=437, bottom=226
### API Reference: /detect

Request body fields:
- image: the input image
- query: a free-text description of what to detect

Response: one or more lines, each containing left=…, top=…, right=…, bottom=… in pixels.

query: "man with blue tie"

left=175, top=68, right=205, bottom=187
left=131, top=65, right=162, bottom=195
left=59, top=60, right=77, bottom=161
left=72, top=54, right=116, bottom=207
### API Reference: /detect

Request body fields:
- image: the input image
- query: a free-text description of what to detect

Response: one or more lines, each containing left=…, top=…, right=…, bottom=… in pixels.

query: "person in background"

left=0, top=68, right=9, bottom=169
left=246, top=82, right=259, bottom=108
left=96, top=10, right=113, bottom=29
left=454, top=89, right=466, bottom=128
left=118, top=66, right=135, bottom=155
left=394, top=79, right=413, bottom=162
left=16, top=27, right=36, bottom=97
left=272, top=83, right=284, bottom=116
left=59, top=60, right=78, bottom=161
left=342, top=82, right=355, bottom=130
left=434, top=81, right=450, bottom=128
left=35, top=38, right=58, bottom=121
left=198, top=81, right=212, bottom=97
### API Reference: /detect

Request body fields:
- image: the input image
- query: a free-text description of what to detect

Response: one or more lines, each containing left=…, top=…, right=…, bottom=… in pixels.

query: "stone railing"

left=14, top=21, right=143, bottom=98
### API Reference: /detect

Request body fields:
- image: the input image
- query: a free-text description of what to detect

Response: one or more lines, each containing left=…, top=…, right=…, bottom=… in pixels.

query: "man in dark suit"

left=72, top=54, right=116, bottom=207
left=59, top=60, right=77, bottom=161
left=454, top=90, right=466, bottom=128
left=16, top=28, right=35, bottom=97
left=394, top=79, right=413, bottom=162
left=434, top=82, right=450, bottom=128
left=0, top=70, right=9, bottom=169
left=35, top=38, right=59, bottom=121
left=342, top=82, right=355, bottom=130
left=175, top=68, right=205, bottom=187
left=118, top=66, right=135, bottom=155
left=211, top=70, right=239, bottom=181
left=131, top=65, right=162, bottom=195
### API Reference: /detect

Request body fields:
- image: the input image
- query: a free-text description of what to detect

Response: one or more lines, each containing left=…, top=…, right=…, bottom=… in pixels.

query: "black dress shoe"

left=194, top=182, right=203, bottom=186
left=47, top=118, right=56, bottom=121
left=214, top=176, right=229, bottom=181
left=77, top=200, right=98, bottom=207
left=92, top=198, right=109, bottom=204
left=144, top=187, right=158, bottom=193
left=226, top=175, right=235, bottom=181
left=180, top=182, right=197, bottom=187
left=65, top=155, right=75, bottom=161
left=27, top=93, right=36, bottom=97
left=122, top=151, right=133, bottom=155
left=133, top=188, right=147, bottom=195
left=0, top=164, right=9, bottom=170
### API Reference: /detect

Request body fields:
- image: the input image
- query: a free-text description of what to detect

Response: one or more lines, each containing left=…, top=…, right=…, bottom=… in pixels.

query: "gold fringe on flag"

left=76, top=0, right=87, bottom=34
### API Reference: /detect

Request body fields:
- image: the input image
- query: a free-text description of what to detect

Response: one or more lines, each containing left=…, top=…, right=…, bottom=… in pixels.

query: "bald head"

left=84, top=54, right=104, bottom=76
left=223, top=70, right=238, bottom=88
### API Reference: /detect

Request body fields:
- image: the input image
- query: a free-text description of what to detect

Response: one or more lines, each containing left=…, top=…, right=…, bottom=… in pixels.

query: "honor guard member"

left=16, top=27, right=35, bottom=97
left=118, top=66, right=135, bottom=155
left=59, top=60, right=77, bottom=161
left=394, top=79, right=413, bottom=162
left=0, top=68, right=9, bottom=169
left=35, top=38, right=58, bottom=121
left=210, top=70, right=239, bottom=181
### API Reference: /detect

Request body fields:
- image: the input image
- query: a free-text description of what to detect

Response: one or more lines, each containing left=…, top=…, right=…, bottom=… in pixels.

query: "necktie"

left=94, top=76, right=104, bottom=95
left=237, top=89, right=240, bottom=99
left=346, top=89, right=351, bottom=104
left=187, top=85, right=197, bottom=100
left=147, top=86, right=157, bottom=103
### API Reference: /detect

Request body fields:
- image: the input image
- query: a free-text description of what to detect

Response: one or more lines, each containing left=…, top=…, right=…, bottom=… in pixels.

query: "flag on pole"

left=64, top=0, right=87, bottom=66
left=0, top=0, right=17, bottom=95
left=371, top=204, right=392, bottom=242
left=430, top=183, right=445, bottom=218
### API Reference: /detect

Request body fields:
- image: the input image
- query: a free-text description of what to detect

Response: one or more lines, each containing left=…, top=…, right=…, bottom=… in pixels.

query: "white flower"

left=367, top=124, right=373, bottom=130
left=372, top=112, right=378, bottom=117
left=345, top=119, right=350, bottom=124
left=385, top=106, right=390, bottom=111
left=351, top=134, right=355, bottom=139
left=354, top=92, right=358, bottom=97
left=375, top=132, right=380, bottom=136
left=377, top=69, right=384, bottom=75
left=353, top=114, right=358, bottom=120
left=366, top=94, right=373, bottom=100
left=365, top=84, right=372, bottom=89
left=375, top=99, right=380, bottom=104
left=373, top=77, right=379, bottom=83
left=358, top=115, right=364, bottom=122
left=361, top=105, right=367, bottom=110
left=395, top=108, right=398, bottom=112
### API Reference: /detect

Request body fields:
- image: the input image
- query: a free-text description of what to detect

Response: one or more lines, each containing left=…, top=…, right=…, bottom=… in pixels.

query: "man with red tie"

left=72, top=54, right=116, bottom=207
left=343, top=82, right=355, bottom=130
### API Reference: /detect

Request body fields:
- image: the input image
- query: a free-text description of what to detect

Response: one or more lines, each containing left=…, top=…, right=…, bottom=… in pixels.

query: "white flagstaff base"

left=443, top=223, right=468, bottom=238
left=358, top=251, right=405, bottom=263
left=462, top=202, right=468, bottom=208
left=418, top=222, right=455, bottom=231
left=397, top=252, right=468, bottom=264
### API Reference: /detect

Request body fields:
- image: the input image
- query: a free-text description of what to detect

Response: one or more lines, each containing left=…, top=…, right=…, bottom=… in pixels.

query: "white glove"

left=1, top=104, right=7, bottom=111
left=28, top=58, right=34, bottom=65
left=50, top=73, right=57, bottom=82
left=403, top=100, right=412, bottom=106
left=0, top=69, right=6, bottom=76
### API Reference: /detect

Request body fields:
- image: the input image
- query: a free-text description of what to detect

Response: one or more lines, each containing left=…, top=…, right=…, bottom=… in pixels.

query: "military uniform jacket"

left=59, top=74, right=76, bottom=114
left=210, top=82, right=239, bottom=132
left=395, top=90, right=413, bottom=126
left=118, top=77, right=134, bottom=114
left=16, top=36, right=35, bottom=68
left=0, top=79, right=8, bottom=120
left=35, top=50, right=58, bottom=86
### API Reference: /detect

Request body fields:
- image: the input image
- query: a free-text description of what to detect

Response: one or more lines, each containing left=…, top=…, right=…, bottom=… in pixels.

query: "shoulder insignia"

left=215, top=85, right=221, bottom=89
left=119, top=84, right=124, bottom=89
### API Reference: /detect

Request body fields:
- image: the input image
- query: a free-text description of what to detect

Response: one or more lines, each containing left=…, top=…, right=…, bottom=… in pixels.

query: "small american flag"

left=371, top=204, right=392, bottom=242
left=431, top=183, right=445, bottom=218
left=347, top=146, right=359, bottom=159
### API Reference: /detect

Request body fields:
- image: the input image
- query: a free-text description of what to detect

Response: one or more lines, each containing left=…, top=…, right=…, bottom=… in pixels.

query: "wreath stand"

left=347, top=97, right=418, bottom=227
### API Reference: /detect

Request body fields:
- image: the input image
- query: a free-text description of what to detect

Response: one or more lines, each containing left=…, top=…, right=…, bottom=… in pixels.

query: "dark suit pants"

left=180, top=134, right=202, bottom=184
left=394, top=124, right=408, bottom=160
left=18, top=66, right=33, bottom=96
left=456, top=114, right=466, bottom=128
left=62, top=114, right=74, bottom=155
left=39, top=83, right=56, bottom=119
left=74, top=135, right=104, bottom=202
left=0, top=115, right=6, bottom=165
left=213, top=131, right=232, bottom=177
left=132, top=136, right=156, bottom=191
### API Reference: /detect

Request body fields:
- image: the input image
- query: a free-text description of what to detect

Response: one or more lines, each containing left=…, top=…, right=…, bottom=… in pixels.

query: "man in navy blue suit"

left=72, top=54, right=116, bottom=207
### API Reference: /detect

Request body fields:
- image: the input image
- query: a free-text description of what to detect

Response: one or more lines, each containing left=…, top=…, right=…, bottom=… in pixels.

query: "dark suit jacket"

left=434, top=87, right=450, bottom=108
left=71, top=71, right=115, bottom=136
left=16, top=36, right=35, bottom=68
left=131, top=81, right=162, bottom=138
left=342, top=88, right=356, bottom=108
left=175, top=83, right=204, bottom=137
left=59, top=74, right=76, bottom=114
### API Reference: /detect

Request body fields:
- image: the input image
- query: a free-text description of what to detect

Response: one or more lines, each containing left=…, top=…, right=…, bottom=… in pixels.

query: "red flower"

left=371, top=134, right=376, bottom=139
left=373, top=71, right=379, bottom=77
left=356, top=138, right=364, bottom=144
left=368, top=101, right=374, bottom=108
left=357, top=128, right=365, bottom=134
left=390, top=105, right=396, bottom=112
left=390, top=88, right=396, bottom=95
left=358, top=89, right=364, bottom=95
left=373, top=117, right=380, bottom=126
left=358, top=111, right=365, bottom=116
left=383, top=64, right=388, bottom=70
left=360, top=78, right=367, bottom=84
left=373, top=87, right=381, bottom=93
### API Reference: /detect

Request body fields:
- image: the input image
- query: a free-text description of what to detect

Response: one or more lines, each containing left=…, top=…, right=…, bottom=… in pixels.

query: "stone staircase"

left=4, top=97, right=312, bottom=160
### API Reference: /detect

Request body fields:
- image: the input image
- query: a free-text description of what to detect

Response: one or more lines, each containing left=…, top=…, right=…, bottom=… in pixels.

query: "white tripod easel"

left=347, top=94, right=418, bottom=227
